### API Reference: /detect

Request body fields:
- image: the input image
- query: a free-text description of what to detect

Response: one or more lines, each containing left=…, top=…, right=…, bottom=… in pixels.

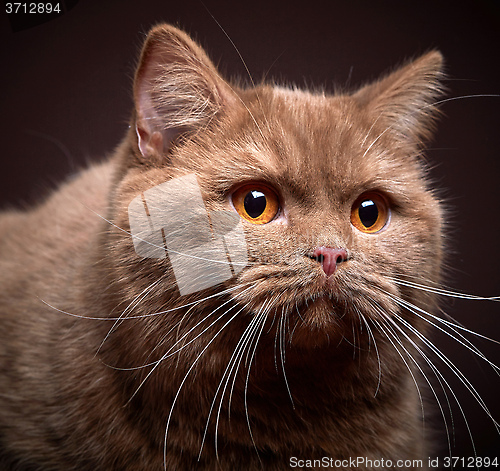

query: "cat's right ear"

left=133, top=24, right=237, bottom=161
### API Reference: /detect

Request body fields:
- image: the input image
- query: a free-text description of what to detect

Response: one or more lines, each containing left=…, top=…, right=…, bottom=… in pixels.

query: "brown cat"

left=0, top=23, right=492, bottom=470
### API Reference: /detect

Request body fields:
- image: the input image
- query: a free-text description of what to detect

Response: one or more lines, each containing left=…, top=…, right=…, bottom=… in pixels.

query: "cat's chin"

left=284, top=295, right=352, bottom=348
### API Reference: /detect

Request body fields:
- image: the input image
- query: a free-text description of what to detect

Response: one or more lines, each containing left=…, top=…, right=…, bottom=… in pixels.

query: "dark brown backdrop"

left=1, top=0, right=499, bottom=462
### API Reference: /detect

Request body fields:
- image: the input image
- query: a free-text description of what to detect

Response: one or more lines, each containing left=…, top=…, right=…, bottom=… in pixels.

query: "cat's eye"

left=350, top=192, right=390, bottom=234
left=231, top=184, right=280, bottom=224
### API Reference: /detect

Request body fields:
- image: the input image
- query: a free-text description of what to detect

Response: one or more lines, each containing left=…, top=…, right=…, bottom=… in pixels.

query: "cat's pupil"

left=359, top=199, right=379, bottom=228
left=244, top=190, right=267, bottom=218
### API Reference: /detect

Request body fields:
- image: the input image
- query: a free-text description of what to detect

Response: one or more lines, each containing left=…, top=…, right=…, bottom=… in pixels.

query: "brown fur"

left=0, top=24, right=445, bottom=470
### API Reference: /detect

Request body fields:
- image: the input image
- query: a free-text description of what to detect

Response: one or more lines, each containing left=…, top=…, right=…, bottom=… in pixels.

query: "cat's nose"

left=310, top=247, right=348, bottom=277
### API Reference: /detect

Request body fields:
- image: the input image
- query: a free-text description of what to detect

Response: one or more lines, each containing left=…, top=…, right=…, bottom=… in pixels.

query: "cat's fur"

left=0, top=24, right=447, bottom=470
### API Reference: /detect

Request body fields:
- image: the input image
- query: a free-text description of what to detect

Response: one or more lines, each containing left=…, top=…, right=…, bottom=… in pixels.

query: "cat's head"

left=106, top=24, right=444, bottom=353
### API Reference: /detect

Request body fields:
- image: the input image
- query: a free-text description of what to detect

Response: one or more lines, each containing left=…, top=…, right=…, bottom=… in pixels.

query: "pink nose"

left=311, top=247, right=348, bottom=277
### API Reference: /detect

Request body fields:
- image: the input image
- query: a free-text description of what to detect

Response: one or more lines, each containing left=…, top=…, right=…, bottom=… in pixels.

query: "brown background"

left=1, top=0, right=499, bottom=462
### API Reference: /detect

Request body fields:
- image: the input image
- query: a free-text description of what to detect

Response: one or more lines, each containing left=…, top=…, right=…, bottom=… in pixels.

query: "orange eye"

left=231, top=184, right=280, bottom=224
left=350, top=192, right=390, bottom=234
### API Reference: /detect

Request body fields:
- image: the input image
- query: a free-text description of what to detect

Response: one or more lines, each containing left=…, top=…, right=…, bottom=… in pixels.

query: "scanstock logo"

left=128, top=174, right=248, bottom=296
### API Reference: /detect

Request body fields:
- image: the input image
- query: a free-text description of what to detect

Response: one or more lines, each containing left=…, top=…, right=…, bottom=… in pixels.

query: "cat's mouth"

left=229, top=254, right=400, bottom=345
left=234, top=259, right=347, bottom=302
left=230, top=248, right=353, bottom=307
left=232, top=259, right=351, bottom=318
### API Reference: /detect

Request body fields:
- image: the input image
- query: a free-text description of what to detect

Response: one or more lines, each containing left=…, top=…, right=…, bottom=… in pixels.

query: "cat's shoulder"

left=0, top=157, right=117, bottom=262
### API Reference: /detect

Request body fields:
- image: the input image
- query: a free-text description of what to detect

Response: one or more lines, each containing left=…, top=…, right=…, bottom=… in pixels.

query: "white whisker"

left=279, top=306, right=295, bottom=408
left=379, top=309, right=455, bottom=452
left=39, top=283, right=247, bottom=321
left=97, top=278, right=164, bottom=354
left=163, top=305, right=244, bottom=469
left=388, top=276, right=500, bottom=302
left=387, top=309, right=473, bottom=457
left=125, top=285, right=255, bottom=396
left=216, top=304, right=270, bottom=461
left=358, top=309, right=382, bottom=397
left=201, top=4, right=272, bottom=140
left=243, top=306, right=270, bottom=464
left=383, top=291, right=500, bottom=431
left=371, top=318, right=425, bottom=420
left=198, top=300, right=266, bottom=460
left=388, top=291, right=500, bottom=372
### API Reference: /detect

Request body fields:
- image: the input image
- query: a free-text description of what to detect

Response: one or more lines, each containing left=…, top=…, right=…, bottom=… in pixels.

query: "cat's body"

left=0, top=24, right=450, bottom=470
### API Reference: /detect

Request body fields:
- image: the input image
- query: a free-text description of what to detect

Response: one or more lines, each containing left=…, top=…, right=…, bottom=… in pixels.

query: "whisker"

left=201, top=2, right=272, bottom=139
left=384, top=292, right=500, bottom=431
left=387, top=309, right=476, bottom=457
left=371, top=302, right=458, bottom=453
left=213, top=301, right=271, bottom=461
left=371, top=318, right=426, bottom=421
left=106, top=298, right=239, bottom=374
left=360, top=115, right=382, bottom=148
left=279, top=306, right=295, bottom=408
left=361, top=95, right=500, bottom=168
left=39, top=283, right=247, bottom=321
left=430, top=94, right=500, bottom=107
left=388, top=276, right=500, bottom=302
left=243, top=307, right=270, bottom=464
left=163, top=305, right=244, bottom=470
left=197, top=300, right=267, bottom=460
left=378, top=300, right=490, bottom=456
left=97, top=278, right=164, bottom=354
left=361, top=118, right=392, bottom=161
left=124, top=285, right=255, bottom=391
left=357, top=309, right=382, bottom=397
left=388, top=292, right=500, bottom=372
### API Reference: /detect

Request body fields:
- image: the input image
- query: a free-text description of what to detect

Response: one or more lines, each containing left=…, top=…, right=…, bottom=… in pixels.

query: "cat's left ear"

left=354, top=51, right=445, bottom=145
left=133, top=24, right=237, bottom=160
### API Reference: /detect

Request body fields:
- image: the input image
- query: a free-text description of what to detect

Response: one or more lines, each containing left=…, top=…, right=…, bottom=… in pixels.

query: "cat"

left=0, top=23, right=497, bottom=470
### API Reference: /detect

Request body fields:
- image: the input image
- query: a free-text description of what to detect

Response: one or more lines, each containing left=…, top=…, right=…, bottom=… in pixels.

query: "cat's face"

left=104, top=25, right=443, bottom=388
